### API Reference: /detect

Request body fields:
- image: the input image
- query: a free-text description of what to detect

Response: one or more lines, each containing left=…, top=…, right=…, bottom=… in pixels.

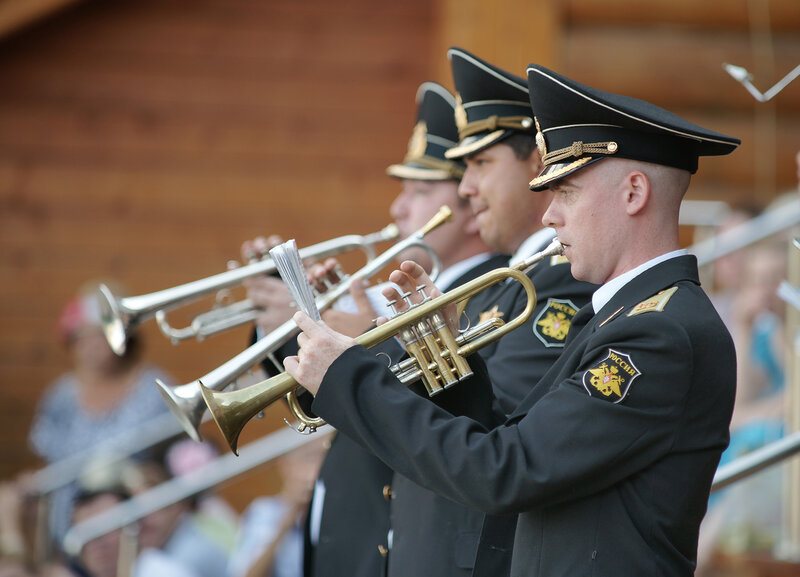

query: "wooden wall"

left=0, top=0, right=435, bottom=507
left=436, top=0, right=800, bottom=206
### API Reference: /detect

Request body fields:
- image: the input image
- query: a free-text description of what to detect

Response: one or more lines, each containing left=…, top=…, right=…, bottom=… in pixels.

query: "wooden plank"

left=0, top=0, right=82, bottom=39
left=433, top=0, right=562, bottom=86
left=564, top=0, right=800, bottom=31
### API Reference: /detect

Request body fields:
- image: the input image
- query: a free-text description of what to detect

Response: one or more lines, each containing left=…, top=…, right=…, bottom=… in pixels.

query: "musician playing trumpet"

left=283, top=64, right=741, bottom=577
left=238, top=82, right=499, bottom=577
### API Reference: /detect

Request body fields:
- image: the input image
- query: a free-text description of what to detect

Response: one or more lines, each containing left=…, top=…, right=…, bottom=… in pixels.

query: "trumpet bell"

left=97, top=284, right=129, bottom=356
left=199, top=373, right=298, bottom=455
left=156, top=379, right=206, bottom=443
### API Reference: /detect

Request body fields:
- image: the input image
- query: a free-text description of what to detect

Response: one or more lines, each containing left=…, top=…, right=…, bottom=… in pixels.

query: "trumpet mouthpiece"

left=515, top=237, right=564, bottom=272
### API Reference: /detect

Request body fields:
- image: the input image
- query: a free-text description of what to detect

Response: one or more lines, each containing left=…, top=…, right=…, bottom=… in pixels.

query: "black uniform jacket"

left=304, top=253, right=509, bottom=577
left=312, top=255, right=736, bottom=577
left=388, top=252, right=595, bottom=577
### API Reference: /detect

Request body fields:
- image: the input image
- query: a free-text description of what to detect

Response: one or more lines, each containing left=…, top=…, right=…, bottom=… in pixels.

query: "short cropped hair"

left=503, top=133, right=537, bottom=161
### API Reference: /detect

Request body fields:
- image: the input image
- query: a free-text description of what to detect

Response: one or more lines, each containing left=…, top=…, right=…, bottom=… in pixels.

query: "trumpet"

left=97, top=224, right=401, bottom=356
left=157, top=207, right=452, bottom=443
left=201, top=238, right=565, bottom=454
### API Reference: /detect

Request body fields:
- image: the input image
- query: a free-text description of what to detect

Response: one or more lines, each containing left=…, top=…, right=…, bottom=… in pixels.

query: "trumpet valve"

left=415, top=319, right=459, bottom=389
left=397, top=324, right=444, bottom=396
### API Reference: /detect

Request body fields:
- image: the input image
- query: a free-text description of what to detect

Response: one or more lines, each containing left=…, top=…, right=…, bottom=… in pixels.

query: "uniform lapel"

left=506, top=255, right=700, bottom=420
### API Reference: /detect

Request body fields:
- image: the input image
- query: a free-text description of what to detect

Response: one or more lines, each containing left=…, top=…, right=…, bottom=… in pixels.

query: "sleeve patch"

left=582, top=349, right=641, bottom=403
left=627, top=286, right=678, bottom=317
left=534, top=298, right=578, bottom=348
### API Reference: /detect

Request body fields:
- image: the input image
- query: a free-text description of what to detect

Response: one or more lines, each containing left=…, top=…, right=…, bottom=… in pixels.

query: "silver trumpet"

left=97, top=224, right=400, bottom=356
left=157, top=206, right=453, bottom=442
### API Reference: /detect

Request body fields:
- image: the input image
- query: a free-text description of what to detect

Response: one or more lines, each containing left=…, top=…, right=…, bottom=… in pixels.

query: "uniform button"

left=378, top=544, right=389, bottom=557
left=382, top=484, right=393, bottom=500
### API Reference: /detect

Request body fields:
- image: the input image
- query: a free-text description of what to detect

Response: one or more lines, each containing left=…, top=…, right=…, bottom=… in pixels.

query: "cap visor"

left=529, top=157, right=604, bottom=191
left=444, top=130, right=508, bottom=160
left=386, top=164, right=457, bottom=181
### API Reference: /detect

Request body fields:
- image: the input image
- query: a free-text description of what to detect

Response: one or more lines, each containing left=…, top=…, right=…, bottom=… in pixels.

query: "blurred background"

left=0, top=0, right=799, bottom=576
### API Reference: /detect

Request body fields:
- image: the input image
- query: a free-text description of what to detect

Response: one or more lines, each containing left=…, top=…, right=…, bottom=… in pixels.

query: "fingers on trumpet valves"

left=307, top=259, right=343, bottom=294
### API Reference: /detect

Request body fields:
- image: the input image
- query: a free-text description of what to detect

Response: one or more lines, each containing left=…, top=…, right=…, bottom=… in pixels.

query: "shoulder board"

left=550, top=255, right=570, bottom=266
left=627, top=286, right=678, bottom=317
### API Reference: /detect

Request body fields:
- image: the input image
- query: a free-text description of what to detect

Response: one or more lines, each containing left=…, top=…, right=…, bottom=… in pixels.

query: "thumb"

left=350, top=279, right=377, bottom=316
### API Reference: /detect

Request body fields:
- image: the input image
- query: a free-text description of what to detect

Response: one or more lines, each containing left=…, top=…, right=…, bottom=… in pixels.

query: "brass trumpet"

left=157, top=207, right=452, bottom=442
left=201, top=238, right=565, bottom=454
left=97, top=224, right=400, bottom=355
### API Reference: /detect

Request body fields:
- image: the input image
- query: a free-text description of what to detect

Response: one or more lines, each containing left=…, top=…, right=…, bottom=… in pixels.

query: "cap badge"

left=454, top=93, right=468, bottom=133
left=534, top=117, right=547, bottom=156
left=582, top=349, right=641, bottom=403
left=407, top=121, right=428, bottom=160
left=533, top=298, right=577, bottom=347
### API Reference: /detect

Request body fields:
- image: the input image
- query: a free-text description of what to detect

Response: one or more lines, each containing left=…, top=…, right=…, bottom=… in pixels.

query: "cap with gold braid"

left=444, top=47, right=535, bottom=160
left=526, top=64, right=741, bottom=191
left=386, top=82, right=464, bottom=181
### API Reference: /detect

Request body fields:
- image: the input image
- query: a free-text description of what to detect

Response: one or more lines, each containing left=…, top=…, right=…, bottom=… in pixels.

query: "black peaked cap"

left=387, top=82, right=464, bottom=181
left=526, top=64, right=741, bottom=190
left=445, top=47, right=535, bottom=160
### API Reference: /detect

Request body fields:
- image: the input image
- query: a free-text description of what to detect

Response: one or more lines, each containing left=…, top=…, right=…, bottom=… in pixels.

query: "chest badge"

left=478, top=305, right=505, bottom=324
left=582, top=349, right=641, bottom=403
left=534, top=298, right=578, bottom=347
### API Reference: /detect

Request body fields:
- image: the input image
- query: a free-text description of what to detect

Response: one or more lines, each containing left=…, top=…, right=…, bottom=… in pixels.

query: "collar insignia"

left=533, top=298, right=578, bottom=348
left=582, top=349, right=640, bottom=403
left=478, top=305, right=504, bottom=324
left=598, top=306, right=624, bottom=328
left=627, top=286, right=678, bottom=317
left=454, top=93, right=468, bottom=133
left=407, top=121, right=428, bottom=160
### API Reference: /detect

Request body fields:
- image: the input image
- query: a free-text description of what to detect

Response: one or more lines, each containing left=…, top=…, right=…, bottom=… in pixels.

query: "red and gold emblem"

left=582, top=349, right=641, bottom=403
left=533, top=298, right=577, bottom=347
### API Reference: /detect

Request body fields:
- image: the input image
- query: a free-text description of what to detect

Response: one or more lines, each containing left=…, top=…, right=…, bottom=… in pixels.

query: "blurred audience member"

left=729, top=242, right=787, bottom=429
left=227, top=435, right=329, bottom=577
left=0, top=479, right=76, bottom=577
left=708, top=206, right=758, bottom=331
left=26, top=285, right=173, bottom=542
left=67, top=444, right=234, bottom=577
left=698, top=173, right=799, bottom=574
left=131, top=442, right=235, bottom=577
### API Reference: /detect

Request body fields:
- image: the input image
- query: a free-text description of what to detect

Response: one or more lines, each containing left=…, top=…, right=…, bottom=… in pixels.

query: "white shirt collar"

left=434, top=252, right=493, bottom=290
left=592, top=249, right=688, bottom=313
left=509, top=228, right=557, bottom=267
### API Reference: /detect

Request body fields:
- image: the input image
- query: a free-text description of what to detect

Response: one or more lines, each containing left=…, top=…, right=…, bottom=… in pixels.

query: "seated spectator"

left=27, top=284, right=173, bottom=544
left=227, top=435, right=329, bottom=577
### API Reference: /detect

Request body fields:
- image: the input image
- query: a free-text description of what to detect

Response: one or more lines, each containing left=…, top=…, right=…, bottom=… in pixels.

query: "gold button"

left=382, top=484, right=393, bottom=501
left=378, top=544, right=389, bottom=557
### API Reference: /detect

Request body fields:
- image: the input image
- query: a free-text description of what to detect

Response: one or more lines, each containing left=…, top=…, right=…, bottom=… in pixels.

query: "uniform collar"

left=435, top=252, right=493, bottom=290
left=592, top=249, right=688, bottom=313
left=509, top=228, right=557, bottom=267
